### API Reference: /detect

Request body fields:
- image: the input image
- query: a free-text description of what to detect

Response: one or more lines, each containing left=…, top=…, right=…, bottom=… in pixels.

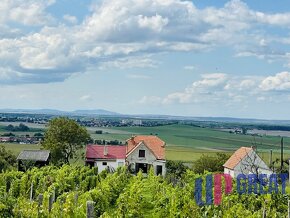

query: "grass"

left=1, top=143, right=41, bottom=155
left=112, top=124, right=289, bottom=148
left=2, top=124, right=289, bottom=164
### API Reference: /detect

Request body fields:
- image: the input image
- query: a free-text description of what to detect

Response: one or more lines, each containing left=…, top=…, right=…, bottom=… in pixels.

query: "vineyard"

left=0, top=165, right=289, bottom=218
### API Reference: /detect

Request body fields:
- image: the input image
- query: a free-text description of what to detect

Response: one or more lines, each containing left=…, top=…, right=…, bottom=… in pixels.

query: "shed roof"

left=223, top=147, right=253, bottom=170
left=17, top=150, right=50, bottom=161
left=86, top=145, right=126, bottom=160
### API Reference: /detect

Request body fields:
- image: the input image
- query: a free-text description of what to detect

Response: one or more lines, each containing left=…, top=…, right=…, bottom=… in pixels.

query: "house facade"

left=126, top=136, right=166, bottom=176
left=223, top=147, right=272, bottom=178
left=85, top=135, right=166, bottom=176
left=85, top=145, right=126, bottom=172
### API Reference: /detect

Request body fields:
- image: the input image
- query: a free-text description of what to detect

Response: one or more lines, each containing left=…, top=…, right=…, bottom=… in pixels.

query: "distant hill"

left=1, top=109, right=290, bottom=125
left=0, top=108, right=119, bottom=116
left=72, top=109, right=120, bottom=116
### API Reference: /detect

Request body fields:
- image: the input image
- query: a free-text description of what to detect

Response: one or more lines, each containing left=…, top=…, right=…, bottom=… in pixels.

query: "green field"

left=2, top=123, right=289, bottom=163
left=1, top=143, right=41, bottom=155
left=90, top=124, right=290, bottom=162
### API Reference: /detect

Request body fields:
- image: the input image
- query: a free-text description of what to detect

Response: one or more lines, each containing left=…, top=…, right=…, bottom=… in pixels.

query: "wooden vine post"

left=86, top=201, right=95, bottom=218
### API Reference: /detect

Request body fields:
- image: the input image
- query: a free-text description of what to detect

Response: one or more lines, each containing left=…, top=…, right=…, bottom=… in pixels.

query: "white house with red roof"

left=126, top=135, right=166, bottom=176
left=86, top=145, right=126, bottom=172
left=85, top=135, right=166, bottom=176
left=223, top=146, right=272, bottom=178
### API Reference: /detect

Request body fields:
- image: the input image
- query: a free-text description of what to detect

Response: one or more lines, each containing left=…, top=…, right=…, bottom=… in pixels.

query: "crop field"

left=1, top=143, right=41, bottom=155
left=92, top=124, right=290, bottom=162
left=1, top=123, right=289, bottom=163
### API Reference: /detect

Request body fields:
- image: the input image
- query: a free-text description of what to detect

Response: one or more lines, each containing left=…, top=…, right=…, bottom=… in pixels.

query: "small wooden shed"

left=17, top=150, right=50, bottom=171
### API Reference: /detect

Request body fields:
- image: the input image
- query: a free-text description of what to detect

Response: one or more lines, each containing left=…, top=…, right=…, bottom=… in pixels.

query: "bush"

left=166, top=160, right=189, bottom=179
left=192, top=153, right=230, bottom=174
left=0, top=146, right=17, bottom=171
left=95, top=130, right=103, bottom=134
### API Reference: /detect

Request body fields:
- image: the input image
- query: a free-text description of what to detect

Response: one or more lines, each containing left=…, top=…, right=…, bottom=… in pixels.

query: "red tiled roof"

left=223, top=147, right=253, bottom=170
left=126, top=135, right=165, bottom=160
left=86, top=145, right=126, bottom=160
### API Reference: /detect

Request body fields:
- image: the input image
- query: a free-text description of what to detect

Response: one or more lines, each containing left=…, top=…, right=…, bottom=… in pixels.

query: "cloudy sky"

left=2, top=0, right=290, bottom=119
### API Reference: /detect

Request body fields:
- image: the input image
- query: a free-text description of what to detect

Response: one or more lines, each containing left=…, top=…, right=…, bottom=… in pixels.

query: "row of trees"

left=4, top=123, right=30, bottom=132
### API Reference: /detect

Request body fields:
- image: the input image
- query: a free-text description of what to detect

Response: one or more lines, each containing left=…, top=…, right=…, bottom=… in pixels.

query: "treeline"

left=4, top=123, right=30, bottom=132
left=94, top=139, right=123, bottom=145
left=255, top=125, right=290, bottom=131
left=184, top=121, right=290, bottom=132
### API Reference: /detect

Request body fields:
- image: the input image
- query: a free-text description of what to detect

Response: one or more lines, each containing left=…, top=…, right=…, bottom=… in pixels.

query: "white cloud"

left=139, top=96, right=162, bottom=104
left=184, top=65, right=196, bottom=70
left=138, top=14, right=169, bottom=32
left=63, top=14, right=78, bottom=24
left=99, top=56, right=158, bottom=70
left=126, top=74, right=151, bottom=79
left=0, top=0, right=55, bottom=26
left=141, top=72, right=290, bottom=106
left=161, top=73, right=228, bottom=104
left=260, top=72, right=290, bottom=91
left=80, top=95, right=93, bottom=101
left=2, top=0, right=290, bottom=84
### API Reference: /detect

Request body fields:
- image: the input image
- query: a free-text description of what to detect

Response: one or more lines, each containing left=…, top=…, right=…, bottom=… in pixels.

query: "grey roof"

left=17, top=150, right=50, bottom=161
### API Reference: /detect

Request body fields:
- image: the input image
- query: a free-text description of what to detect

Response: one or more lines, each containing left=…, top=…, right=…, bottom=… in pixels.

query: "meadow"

left=2, top=123, right=289, bottom=163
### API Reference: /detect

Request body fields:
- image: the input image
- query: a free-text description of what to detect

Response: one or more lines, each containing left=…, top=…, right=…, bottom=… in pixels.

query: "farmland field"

left=1, top=143, right=41, bottom=155
left=1, top=123, right=289, bottom=163
left=91, top=124, right=290, bottom=162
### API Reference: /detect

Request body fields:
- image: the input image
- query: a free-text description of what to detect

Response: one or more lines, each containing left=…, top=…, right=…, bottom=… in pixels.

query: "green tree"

left=166, top=160, right=189, bottom=179
left=95, top=130, right=103, bottom=134
left=41, top=117, right=91, bottom=165
left=18, top=123, right=29, bottom=131
left=192, top=153, right=230, bottom=174
left=33, top=132, right=44, bottom=137
left=0, top=145, right=16, bottom=171
left=242, top=127, right=247, bottom=135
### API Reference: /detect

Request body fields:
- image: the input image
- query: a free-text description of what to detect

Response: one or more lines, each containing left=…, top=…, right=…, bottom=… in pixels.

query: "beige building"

left=223, top=147, right=272, bottom=178
left=126, top=135, right=166, bottom=176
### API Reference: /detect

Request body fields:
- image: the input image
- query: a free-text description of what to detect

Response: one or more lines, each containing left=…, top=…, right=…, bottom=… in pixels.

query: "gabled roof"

left=17, top=150, right=50, bottom=161
left=126, top=141, right=158, bottom=159
left=86, top=145, right=126, bottom=160
left=223, top=147, right=253, bottom=170
left=126, top=135, right=165, bottom=160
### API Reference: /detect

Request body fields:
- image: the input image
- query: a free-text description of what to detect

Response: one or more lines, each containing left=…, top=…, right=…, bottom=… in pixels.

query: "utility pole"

left=281, top=137, right=284, bottom=171
left=269, top=149, right=273, bottom=170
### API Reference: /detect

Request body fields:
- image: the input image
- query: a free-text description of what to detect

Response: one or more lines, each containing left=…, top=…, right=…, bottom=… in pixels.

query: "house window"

left=102, top=162, right=107, bottom=166
left=139, top=150, right=145, bottom=158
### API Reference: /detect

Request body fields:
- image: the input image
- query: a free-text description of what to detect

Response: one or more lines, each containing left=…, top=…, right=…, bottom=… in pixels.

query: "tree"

left=18, top=123, right=29, bottom=131
left=192, top=153, right=230, bottom=174
left=5, top=124, right=14, bottom=132
left=241, top=127, right=247, bottom=135
left=41, top=117, right=91, bottom=165
left=95, top=130, right=103, bottom=134
left=34, top=132, right=44, bottom=137
left=166, top=160, right=189, bottom=179
left=0, top=145, right=16, bottom=171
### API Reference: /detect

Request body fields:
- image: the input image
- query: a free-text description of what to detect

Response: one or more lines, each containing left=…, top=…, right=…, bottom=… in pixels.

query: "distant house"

left=85, top=145, right=126, bottom=172
left=85, top=135, right=166, bottom=176
left=126, top=135, right=166, bottom=176
left=17, top=150, right=50, bottom=171
left=223, top=147, right=272, bottom=178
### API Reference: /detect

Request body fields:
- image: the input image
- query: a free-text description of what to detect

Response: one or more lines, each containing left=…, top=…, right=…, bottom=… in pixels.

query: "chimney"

left=131, top=135, right=136, bottom=146
left=104, top=144, right=108, bottom=156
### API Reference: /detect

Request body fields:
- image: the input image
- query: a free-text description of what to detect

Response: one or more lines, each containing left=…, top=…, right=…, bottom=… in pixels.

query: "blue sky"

left=1, top=0, right=290, bottom=119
